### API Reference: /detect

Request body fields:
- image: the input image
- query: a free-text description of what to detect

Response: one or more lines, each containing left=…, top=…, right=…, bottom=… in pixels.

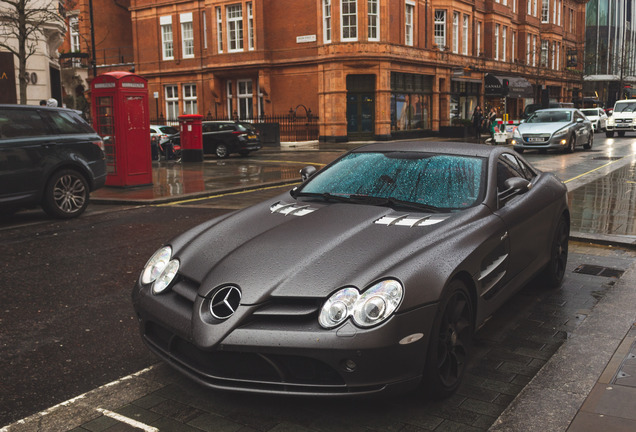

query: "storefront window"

left=390, top=72, right=433, bottom=132
left=450, top=81, right=480, bottom=124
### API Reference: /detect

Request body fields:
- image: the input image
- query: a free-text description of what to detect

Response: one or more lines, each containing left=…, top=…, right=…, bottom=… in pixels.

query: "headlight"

left=512, top=128, right=521, bottom=138
left=140, top=246, right=180, bottom=294
left=552, top=128, right=568, bottom=138
left=319, top=280, right=404, bottom=329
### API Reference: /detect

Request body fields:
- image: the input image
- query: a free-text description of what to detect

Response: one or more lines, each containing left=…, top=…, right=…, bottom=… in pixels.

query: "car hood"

left=172, top=195, right=484, bottom=304
left=517, top=122, right=570, bottom=134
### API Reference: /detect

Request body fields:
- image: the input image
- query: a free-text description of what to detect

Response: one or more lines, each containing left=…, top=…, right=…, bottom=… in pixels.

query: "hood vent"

left=270, top=201, right=316, bottom=216
left=375, top=214, right=449, bottom=227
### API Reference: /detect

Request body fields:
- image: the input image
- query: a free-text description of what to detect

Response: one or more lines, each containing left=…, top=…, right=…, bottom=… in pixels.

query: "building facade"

left=128, top=0, right=587, bottom=141
left=584, top=0, right=636, bottom=107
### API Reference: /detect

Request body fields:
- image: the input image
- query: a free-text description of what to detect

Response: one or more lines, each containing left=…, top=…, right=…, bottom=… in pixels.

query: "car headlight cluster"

left=552, top=128, right=568, bottom=138
left=141, top=246, right=180, bottom=294
left=319, top=280, right=403, bottom=329
left=512, top=128, right=522, bottom=139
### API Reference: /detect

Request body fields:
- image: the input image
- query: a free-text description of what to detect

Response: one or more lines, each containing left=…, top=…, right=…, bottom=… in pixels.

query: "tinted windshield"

left=159, top=126, right=178, bottom=134
left=527, top=110, right=571, bottom=123
left=580, top=109, right=598, bottom=116
left=614, top=102, right=636, bottom=113
left=298, top=152, right=485, bottom=210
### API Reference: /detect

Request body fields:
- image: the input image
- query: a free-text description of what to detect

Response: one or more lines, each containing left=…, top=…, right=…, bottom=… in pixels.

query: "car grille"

left=521, top=133, right=551, bottom=145
left=143, top=321, right=354, bottom=393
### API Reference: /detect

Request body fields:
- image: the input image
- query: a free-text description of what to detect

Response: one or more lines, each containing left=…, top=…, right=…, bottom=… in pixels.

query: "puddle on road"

left=568, top=160, right=636, bottom=236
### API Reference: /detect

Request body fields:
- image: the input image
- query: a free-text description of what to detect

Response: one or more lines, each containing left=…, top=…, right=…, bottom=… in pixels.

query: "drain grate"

left=593, top=156, right=623, bottom=161
left=573, top=264, right=625, bottom=278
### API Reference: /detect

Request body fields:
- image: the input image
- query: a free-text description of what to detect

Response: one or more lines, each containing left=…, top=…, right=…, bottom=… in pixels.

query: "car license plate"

left=248, top=135, right=257, bottom=139
left=528, top=137, right=543, bottom=142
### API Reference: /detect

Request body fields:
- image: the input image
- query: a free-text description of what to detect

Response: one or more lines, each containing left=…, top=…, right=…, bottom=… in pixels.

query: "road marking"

left=155, top=182, right=301, bottom=206
left=96, top=408, right=159, bottom=432
left=563, top=157, right=626, bottom=184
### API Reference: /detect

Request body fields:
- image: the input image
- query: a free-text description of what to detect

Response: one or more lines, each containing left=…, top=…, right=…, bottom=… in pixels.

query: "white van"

left=606, top=99, right=636, bottom=137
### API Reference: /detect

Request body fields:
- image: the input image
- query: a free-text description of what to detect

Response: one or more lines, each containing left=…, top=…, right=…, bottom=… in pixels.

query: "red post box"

left=178, top=114, right=203, bottom=162
left=91, top=72, right=152, bottom=187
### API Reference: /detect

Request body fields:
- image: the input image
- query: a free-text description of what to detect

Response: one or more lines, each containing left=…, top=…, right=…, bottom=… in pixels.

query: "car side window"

left=497, top=155, right=530, bottom=193
left=0, top=108, right=51, bottom=139
left=42, top=110, right=94, bottom=134
left=500, top=153, right=535, bottom=181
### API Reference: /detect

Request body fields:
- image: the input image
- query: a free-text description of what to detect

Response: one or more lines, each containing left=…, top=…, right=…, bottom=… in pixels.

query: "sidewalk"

left=92, top=140, right=636, bottom=431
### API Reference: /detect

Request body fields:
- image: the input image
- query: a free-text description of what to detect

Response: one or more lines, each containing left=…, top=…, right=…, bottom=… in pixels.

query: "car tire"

left=565, top=136, right=575, bottom=153
left=215, top=144, right=229, bottom=158
left=423, top=279, right=474, bottom=399
left=541, top=215, right=569, bottom=289
left=583, top=132, right=593, bottom=150
left=42, top=169, right=90, bottom=219
left=606, top=131, right=614, bottom=138
left=618, top=131, right=626, bottom=137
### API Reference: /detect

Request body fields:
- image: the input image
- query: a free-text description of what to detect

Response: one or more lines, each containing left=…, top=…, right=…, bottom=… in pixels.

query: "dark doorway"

left=346, top=75, right=375, bottom=139
left=49, top=66, right=62, bottom=107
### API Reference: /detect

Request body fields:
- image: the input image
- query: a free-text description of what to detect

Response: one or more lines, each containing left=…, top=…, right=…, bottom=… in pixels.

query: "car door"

left=0, top=108, right=55, bottom=206
left=492, top=153, right=550, bottom=282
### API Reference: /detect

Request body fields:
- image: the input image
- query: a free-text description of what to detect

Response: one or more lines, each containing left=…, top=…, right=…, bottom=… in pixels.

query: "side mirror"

left=504, top=177, right=531, bottom=193
left=576, top=118, right=584, bottom=123
left=300, top=166, right=317, bottom=182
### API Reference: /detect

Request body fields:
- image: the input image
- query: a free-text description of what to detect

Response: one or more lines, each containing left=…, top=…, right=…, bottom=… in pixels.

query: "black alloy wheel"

left=618, top=131, right=626, bottom=137
left=424, top=279, right=474, bottom=399
left=42, top=169, right=90, bottom=219
left=583, top=132, right=593, bottom=150
left=566, top=135, right=575, bottom=153
left=541, top=215, right=569, bottom=288
left=606, top=131, right=615, bottom=138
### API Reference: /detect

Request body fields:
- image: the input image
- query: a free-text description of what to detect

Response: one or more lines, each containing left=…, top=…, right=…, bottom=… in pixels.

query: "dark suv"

left=170, top=121, right=261, bottom=158
left=0, top=105, right=107, bottom=218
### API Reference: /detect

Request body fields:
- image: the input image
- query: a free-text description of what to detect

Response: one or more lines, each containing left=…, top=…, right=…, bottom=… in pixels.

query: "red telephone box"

left=91, top=72, right=152, bottom=187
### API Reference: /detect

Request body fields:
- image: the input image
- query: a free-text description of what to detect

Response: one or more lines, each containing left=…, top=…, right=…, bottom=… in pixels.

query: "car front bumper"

left=606, top=121, right=636, bottom=131
left=511, top=134, right=570, bottom=151
left=132, top=280, right=437, bottom=396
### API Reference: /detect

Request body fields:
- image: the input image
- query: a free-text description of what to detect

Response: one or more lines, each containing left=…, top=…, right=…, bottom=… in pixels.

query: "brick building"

left=129, top=0, right=587, bottom=141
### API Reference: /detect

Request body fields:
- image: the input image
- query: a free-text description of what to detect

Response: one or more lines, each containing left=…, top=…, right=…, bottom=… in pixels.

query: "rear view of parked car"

left=202, top=121, right=262, bottom=158
left=0, top=105, right=107, bottom=218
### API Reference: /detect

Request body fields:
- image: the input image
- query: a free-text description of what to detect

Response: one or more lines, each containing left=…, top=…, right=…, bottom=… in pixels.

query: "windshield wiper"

left=294, top=192, right=358, bottom=203
left=368, top=196, right=442, bottom=213
left=295, top=192, right=443, bottom=212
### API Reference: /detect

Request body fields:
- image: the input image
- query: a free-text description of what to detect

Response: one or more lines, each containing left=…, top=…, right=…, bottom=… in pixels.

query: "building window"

left=452, top=12, right=459, bottom=54
left=69, top=16, right=81, bottom=66
left=511, top=31, right=515, bottom=63
left=527, top=0, right=531, bottom=15
left=341, top=0, right=357, bottom=41
left=216, top=7, right=223, bottom=52
left=181, top=13, right=194, bottom=58
left=434, top=10, right=446, bottom=50
left=527, top=34, right=531, bottom=65
left=533, top=35, right=537, bottom=66
left=391, top=72, right=433, bottom=131
left=227, top=81, right=233, bottom=118
left=368, top=0, right=379, bottom=41
left=533, top=0, right=538, bottom=16
left=552, top=0, right=557, bottom=24
left=502, top=26, right=507, bottom=62
left=569, top=9, right=573, bottom=33
left=557, top=42, right=560, bottom=69
left=494, top=24, right=499, bottom=60
left=183, top=84, right=197, bottom=114
left=405, top=1, right=414, bottom=46
left=558, top=0, right=561, bottom=25
left=165, top=85, right=178, bottom=119
left=160, top=16, right=174, bottom=60
left=541, top=0, right=549, bottom=23
left=202, top=11, right=208, bottom=49
left=462, top=14, right=468, bottom=56
left=227, top=4, right=243, bottom=52
left=541, top=40, right=548, bottom=67
left=476, top=21, right=481, bottom=56
left=551, top=41, right=556, bottom=69
left=247, top=2, right=254, bottom=50
left=238, top=79, right=253, bottom=119
left=323, top=0, right=331, bottom=43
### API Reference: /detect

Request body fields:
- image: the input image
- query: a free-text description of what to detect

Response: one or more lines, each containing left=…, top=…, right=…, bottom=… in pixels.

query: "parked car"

left=512, top=108, right=593, bottom=153
left=580, top=107, right=608, bottom=132
left=605, top=99, right=636, bottom=137
left=150, top=124, right=179, bottom=145
left=133, top=142, right=569, bottom=399
left=168, top=121, right=262, bottom=159
left=0, top=104, right=106, bottom=218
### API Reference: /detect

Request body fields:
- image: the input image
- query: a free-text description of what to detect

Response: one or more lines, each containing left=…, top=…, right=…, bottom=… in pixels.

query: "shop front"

left=484, top=73, right=534, bottom=119
left=390, top=72, right=434, bottom=139
left=450, top=79, right=481, bottom=125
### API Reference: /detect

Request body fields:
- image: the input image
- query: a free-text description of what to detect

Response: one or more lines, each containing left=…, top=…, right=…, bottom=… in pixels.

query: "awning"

left=485, top=74, right=534, bottom=98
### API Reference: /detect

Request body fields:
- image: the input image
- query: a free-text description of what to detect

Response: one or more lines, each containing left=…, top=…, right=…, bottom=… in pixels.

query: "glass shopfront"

left=391, top=73, right=433, bottom=133
left=450, top=80, right=480, bottom=124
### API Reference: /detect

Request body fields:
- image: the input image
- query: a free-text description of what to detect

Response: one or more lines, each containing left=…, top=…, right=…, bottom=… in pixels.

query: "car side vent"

left=375, top=214, right=449, bottom=227
left=270, top=201, right=316, bottom=216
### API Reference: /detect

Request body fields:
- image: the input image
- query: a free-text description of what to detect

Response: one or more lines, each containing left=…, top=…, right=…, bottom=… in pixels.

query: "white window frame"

left=533, top=0, right=538, bottom=17
left=502, top=26, right=507, bottom=62
left=160, top=16, right=174, bottom=60
left=216, top=7, right=223, bottom=53
left=541, top=0, right=549, bottom=23
left=434, top=10, right=446, bottom=51
left=227, top=4, right=244, bottom=52
left=462, top=15, right=468, bottom=56
left=452, top=12, right=459, bottom=54
left=527, top=0, right=531, bottom=15
left=182, top=83, right=197, bottom=114
left=511, top=31, right=516, bottom=63
left=227, top=81, right=233, bottom=118
left=476, top=21, right=481, bottom=56
left=552, top=0, right=557, bottom=24
left=541, top=39, right=548, bottom=67
left=368, top=0, right=379, bottom=41
left=558, top=0, right=561, bottom=25
left=237, top=79, right=253, bottom=119
left=165, top=85, right=178, bottom=119
left=69, top=16, right=81, bottom=67
left=323, top=0, right=332, bottom=43
left=405, top=1, right=414, bottom=46
left=247, top=2, right=254, bottom=50
left=533, top=35, right=537, bottom=66
left=180, top=13, right=194, bottom=58
left=341, top=0, right=358, bottom=42
left=494, top=24, right=499, bottom=60
left=551, top=41, right=556, bottom=69
left=527, top=34, right=531, bottom=65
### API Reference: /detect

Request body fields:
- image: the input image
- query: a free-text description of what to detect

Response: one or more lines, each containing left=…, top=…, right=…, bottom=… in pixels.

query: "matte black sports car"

left=132, top=142, right=569, bottom=398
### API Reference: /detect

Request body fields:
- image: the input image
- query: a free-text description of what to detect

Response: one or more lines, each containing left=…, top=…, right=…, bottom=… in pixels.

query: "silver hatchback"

left=512, top=108, right=593, bottom=153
